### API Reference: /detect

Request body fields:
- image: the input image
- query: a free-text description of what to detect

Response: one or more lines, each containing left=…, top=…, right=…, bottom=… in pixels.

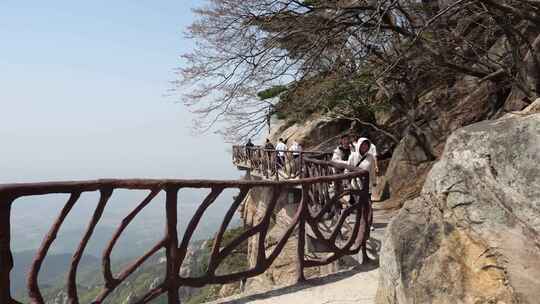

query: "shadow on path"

left=214, top=262, right=379, bottom=304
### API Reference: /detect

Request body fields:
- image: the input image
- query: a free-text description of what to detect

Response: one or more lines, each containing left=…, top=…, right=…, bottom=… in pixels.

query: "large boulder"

left=377, top=113, right=540, bottom=304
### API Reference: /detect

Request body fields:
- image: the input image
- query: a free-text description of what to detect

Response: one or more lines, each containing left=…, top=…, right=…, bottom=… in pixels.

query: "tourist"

left=263, top=139, right=275, bottom=175
left=329, top=134, right=353, bottom=215
left=245, top=138, right=254, bottom=149
left=348, top=138, right=377, bottom=195
left=245, top=138, right=255, bottom=158
left=356, top=137, right=379, bottom=175
left=264, top=138, right=274, bottom=150
left=289, top=140, right=302, bottom=176
left=289, top=140, right=302, bottom=159
left=350, top=133, right=361, bottom=150
left=347, top=138, right=376, bottom=262
left=275, top=138, right=287, bottom=167
left=332, top=134, right=352, bottom=165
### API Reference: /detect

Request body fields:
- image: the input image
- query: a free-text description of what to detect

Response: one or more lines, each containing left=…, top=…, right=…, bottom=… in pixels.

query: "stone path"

left=207, top=205, right=397, bottom=304
left=209, top=266, right=379, bottom=304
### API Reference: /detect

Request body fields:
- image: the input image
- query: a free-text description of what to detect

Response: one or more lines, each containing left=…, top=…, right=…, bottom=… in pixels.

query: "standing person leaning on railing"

left=357, top=137, right=379, bottom=176
left=347, top=138, right=376, bottom=237
left=346, top=137, right=377, bottom=263
left=347, top=138, right=376, bottom=200
left=332, top=134, right=352, bottom=167
left=331, top=134, right=352, bottom=183
left=329, top=134, right=353, bottom=215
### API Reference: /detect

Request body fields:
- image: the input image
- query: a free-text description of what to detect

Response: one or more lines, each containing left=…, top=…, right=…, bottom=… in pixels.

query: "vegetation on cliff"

left=186, top=226, right=249, bottom=304
left=177, top=0, right=540, bottom=161
left=19, top=226, right=247, bottom=304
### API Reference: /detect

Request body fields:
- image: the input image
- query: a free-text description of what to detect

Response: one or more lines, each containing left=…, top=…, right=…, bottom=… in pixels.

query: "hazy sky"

left=0, top=0, right=241, bottom=183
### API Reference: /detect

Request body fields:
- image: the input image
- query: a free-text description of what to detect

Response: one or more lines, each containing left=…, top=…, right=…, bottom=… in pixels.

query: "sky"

left=0, top=0, right=240, bottom=182
left=0, top=1, right=250, bottom=257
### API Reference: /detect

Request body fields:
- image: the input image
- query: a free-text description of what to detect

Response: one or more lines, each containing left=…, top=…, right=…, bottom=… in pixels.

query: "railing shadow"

left=214, top=262, right=379, bottom=304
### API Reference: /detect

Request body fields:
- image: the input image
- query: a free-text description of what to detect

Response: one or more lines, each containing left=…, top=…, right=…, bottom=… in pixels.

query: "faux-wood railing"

left=0, top=147, right=370, bottom=304
left=232, top=145, right=332, bottom=180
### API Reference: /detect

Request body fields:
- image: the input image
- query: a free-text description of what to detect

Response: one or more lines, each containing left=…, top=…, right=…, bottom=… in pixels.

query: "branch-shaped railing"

left=232, top=145, right=332, bottom=180
left=0, top=146, right=370, bottom=304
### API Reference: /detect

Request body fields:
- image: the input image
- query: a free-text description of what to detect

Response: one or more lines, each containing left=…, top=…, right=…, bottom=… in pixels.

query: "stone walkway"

left=207, top=205, right=397, bottom=304
left=209, top=266, right=379, bottom=304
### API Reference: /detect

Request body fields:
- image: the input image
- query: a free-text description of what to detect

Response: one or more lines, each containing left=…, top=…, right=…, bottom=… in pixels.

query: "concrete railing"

left=0, top=148, right=370, bottom=304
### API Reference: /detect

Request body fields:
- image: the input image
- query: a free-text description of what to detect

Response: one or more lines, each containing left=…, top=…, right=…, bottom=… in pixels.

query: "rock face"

left=373, top=134, right=435, bottom=203
left=268, top=114, right=352, bottom=150
left=241, top=181, right=319, bottom=292
left=377, top=113, right=540, bottom=304
left=239, top=179, right=299, bottom=291
left=373, top=77, right=507, bottom=205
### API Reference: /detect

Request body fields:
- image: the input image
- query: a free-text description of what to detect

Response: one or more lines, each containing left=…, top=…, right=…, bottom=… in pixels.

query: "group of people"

left=330, top=133, right=379, bottom=235
left=244, top=134, right=378, bottom=195
left=246, top=137, right=302, bottom=166
left=331, top=133, right=379, bottom=195
left=244, top=133, right=378, bottom=238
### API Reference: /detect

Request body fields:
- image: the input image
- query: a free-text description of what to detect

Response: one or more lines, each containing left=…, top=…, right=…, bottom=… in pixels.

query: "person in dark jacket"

left=264, top=139, right=274, bottom=150
left=245, top=138, right=254, bottom=158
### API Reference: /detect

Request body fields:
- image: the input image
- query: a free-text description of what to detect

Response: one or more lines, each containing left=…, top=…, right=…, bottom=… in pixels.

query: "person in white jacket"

left=275, top=138, right=287, bottom=167
left=348, top=137, right=376, bottom=262
left=356, top=137, right=379, bottom=175
left=332, top=135, right=352, bottom=165
left=289, top=140, right=302, bottom=159
left=348, top=138, right=377, bottom=195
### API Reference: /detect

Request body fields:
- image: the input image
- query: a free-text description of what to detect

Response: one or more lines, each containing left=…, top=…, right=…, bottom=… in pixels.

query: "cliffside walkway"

left=209, top=265, right=380, bottom=304
left=0, top=146, right=372, bottom=304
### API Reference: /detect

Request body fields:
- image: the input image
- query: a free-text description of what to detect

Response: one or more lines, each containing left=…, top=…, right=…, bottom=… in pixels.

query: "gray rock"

left=377, top=114, right=540, bottom=304
left=373, top=134, right=435, bottom=202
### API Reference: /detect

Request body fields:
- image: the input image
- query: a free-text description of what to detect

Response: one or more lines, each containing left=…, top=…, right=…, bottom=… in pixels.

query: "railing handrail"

left=0, top=169, right=366, bottom=197
left=241, top=145, right=331, bottom=155
left=232, top=144, right=361, bottom=180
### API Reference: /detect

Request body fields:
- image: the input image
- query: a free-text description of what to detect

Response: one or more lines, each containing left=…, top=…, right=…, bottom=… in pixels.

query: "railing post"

left=296, top=186, right=306, bottom=283
left=299, top=152, right=304, bottom=178
left=274, top=152, right=279, bottom=181
left=165, top=187, right=180, bottom=304
left=247, top=147, right=253, bottom=170
left=0, top=194, right=15, bottom=303
left=263, top=150, right=269, bottom=178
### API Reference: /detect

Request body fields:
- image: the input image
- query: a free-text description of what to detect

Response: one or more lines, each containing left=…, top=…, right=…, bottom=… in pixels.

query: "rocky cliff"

left=237, top=89, right=540, bottom=301
left=376, top=104, right=540, bottom=304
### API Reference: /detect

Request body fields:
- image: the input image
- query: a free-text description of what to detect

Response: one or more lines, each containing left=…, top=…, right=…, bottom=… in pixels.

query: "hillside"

left=22, top=226, right=247, bottom=304
left=12, top=251, right=99, bottom=296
